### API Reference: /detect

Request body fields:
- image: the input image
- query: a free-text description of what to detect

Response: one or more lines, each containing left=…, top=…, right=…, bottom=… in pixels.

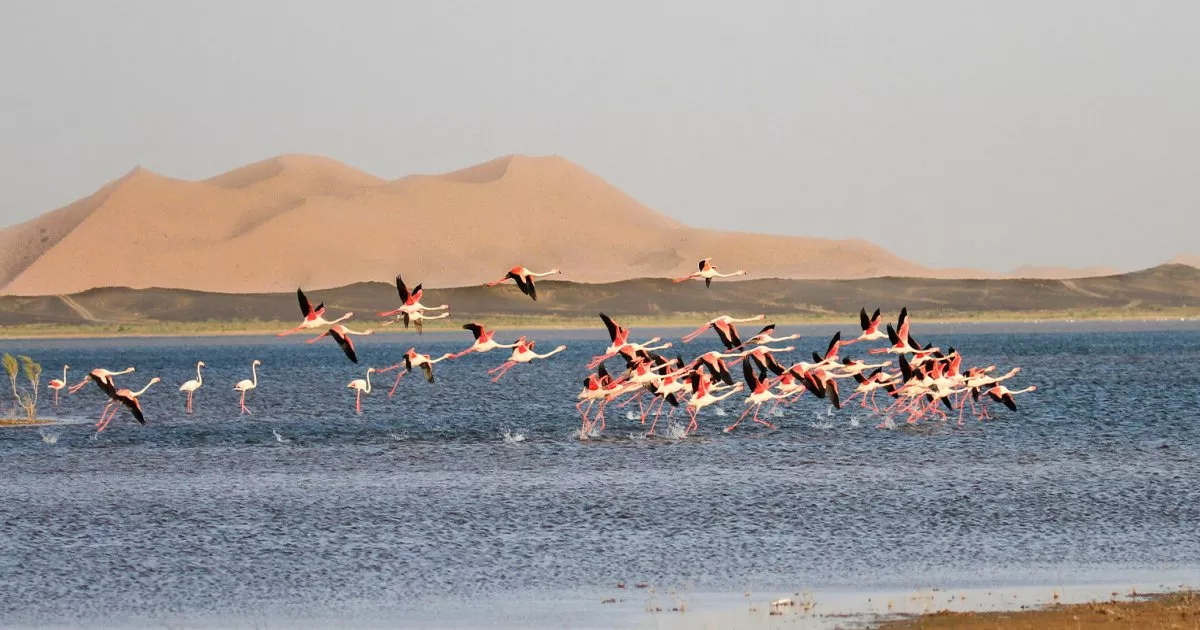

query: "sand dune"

left=0, top=153, right=937, bottom=295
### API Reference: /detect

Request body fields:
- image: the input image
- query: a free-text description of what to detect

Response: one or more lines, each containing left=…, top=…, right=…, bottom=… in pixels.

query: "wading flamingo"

left=179, top=361, right=205, bottom=414
left=485, top=266, right=562, bottom=301
left=308, top=324, right=374, bottom=363
left=347, top=367, right=375, bottom=414
left=48, top=365, right=69, bottom=406
left=234, top=360, right=261, bottom=415
left=278, top=288, right=353, bottom=336
left=673, top=258, right=747, bottom=287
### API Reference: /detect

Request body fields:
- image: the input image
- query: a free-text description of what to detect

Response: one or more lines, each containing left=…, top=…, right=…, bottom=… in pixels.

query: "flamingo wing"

left=395, top=275, right=411, bottom=302
left=410, top=284, right=423, bottom=305
left=420, top=363, right=435, bottom=384
left=119, top=394, right=146, bottom=424
left=463, top=322, right=485, bottom=340
left=524, top=275, right=538, bottom=301
left=741, top=360, right=761, bottom=390
left=705, top=276, right=712, bottom=289
left=509, top=273, right=533, bottom=299
left=331, top=329, right=359, bottom=363
left=599, top=313, right=621, bottom=343
left=297, top=288, right=315, bottom=317
left=698, top=258, right=710, bottom=271
left=860, top=308, right=871, bottom=332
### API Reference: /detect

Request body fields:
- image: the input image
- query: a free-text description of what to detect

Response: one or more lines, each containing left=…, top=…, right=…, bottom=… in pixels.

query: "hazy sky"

left=1, top=1, right=1196, bottom=271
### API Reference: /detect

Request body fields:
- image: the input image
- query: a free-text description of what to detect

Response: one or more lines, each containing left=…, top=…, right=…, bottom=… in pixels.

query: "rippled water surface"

left=1, top=323, right=1198, bottom=628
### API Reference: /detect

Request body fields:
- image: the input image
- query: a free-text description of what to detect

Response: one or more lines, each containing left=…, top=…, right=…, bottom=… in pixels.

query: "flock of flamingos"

left=48, top=258, right=1036, bottom=437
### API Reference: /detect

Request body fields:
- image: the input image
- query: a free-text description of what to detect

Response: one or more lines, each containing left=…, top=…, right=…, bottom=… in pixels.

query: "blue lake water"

left=1, top=321, right=1198, bottom=628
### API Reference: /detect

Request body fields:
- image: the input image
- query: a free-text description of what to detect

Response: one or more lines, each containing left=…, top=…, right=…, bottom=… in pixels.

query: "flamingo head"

left=197, top=361, right=206, bottom=368
left=148, top=377, right=162, bottom=385
left=550, top=268, right=562, bottom=275
left=252, top=360, right=262, bottom=367
left=405, top=348, right=418, bottom=358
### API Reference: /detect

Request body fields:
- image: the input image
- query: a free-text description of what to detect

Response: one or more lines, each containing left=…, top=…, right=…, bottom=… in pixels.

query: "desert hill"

left=0, top=154, right=930, bottom=296
left=1, top=264, right=1195, bottom=327
left=1171, top=254, right=1200, bottom=269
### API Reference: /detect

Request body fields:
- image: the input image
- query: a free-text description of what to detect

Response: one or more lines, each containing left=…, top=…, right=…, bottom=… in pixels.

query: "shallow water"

left=1, top=322, right=1198, bottom=628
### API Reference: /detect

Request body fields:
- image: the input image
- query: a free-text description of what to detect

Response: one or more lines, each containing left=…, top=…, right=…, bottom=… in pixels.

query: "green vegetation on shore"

left=0, top=306, right=1197, bottom=339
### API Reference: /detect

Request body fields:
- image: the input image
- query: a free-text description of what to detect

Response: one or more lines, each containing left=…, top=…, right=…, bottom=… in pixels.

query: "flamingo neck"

left=251, top=363, right=258, bottom=387
left=196, top=363, right=204, bottom=385
left=364, top=371, right=372, bottom=393
left=132, top=380, right=157, bottom=397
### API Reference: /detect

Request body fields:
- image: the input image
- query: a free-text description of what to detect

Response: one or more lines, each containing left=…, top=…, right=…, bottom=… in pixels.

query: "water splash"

left=501, top=427, right=526, bottom=444
left=663, top=420, right=688, bottom=441
left=271, top=429, right=291, bottom=444
left=38, top=429, right=58, bottom=445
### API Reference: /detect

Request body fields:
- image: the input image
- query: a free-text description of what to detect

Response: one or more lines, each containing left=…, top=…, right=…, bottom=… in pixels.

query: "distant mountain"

left=1, top=263, right=1196, bottom=326
left=0, top=154, right=928, bottom=295
left=1003, top=265, right=1121, bottom=279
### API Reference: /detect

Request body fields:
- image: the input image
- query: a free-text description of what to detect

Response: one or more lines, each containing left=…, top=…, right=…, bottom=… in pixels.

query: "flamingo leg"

left=355, top=390, right=362, bottom=414
left=388, top=370, right=408, bottom=398
left=752, top=404, right=776, bottom=430
left=276, top=324, right=306, bottom=337
left=725, top=404, right=753, bottom=433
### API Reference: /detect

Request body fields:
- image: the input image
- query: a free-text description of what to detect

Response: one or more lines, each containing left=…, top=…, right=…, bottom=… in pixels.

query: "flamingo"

left=673, top=258, right=747, bottom=287
left=845, top=308, right=887, bottom=345
left=744, top=324, right=801, bottom=346
left=178, top=361, right=204, bottom=414
left=382, top=309, right=450, bottom=334
left=982, top=384, right=1037, bottom=412
left=587, top=313, right=672, bottom=369
left=726, top=362, right=787, bottom=433
left=377, top=274, right=449, bottom=329
left=47, top=365, right=69, bottom=406
left=347, top=367, right=375, bottom=414
left=233, top=360, right=261, bottom=415
left=97, top=377, right=160, bottom=433
left=452, top=323, right=520, bottom=359
left=308, top=324, right=374, bottom=363
left=684, top=371, right=744, bottom=434
left=68, top=367, right=135, bottom=426
left=487, top=337, right=568, bottom=382
left=485, top=266, right=562, bottom=301
left=380, top=349, right=455, bottom=397
left=681, top=314, right=766, bottom=344
left=278, top=288, right=353, bottom=336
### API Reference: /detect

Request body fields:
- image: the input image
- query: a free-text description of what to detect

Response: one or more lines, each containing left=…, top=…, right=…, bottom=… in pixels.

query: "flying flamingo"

left=383, top=309, right=450, bottom=334
left=308, top=324, right=374, bottom=363
left=377, top=274, right=449, bottom=329
left=233, top=360, right=261, bottom=415
left=380, top=348, right=455, bottom=397
left=485, top=266, right=562, bottom=301
left=743, top=324, right=801, bottom=346
left=68, top=367, right=135, bottom=425
left=726, top=362, right=787, bottom=433
left=347, top=367, right=376, bottom=414
left=452, top=323, right=520, bottom=359
left=487, top=337, right=568, bottom=382
left=278, top=288, right=353, bottom=337
left=684, top=371, right=743, bottom=434
left=47, top=365, right=69, bottom=406
left=673, top=258, right=747, bottom=287
left=97, top=377, right=160, bottom=433
left=982, top=384, right=1037, bottom=413
left=178, top=361, right=205, bottom=414
left=681, top=314, right=766, bottom=344
left=845, top=308, right=887, bottom=345
left=587, top=313, right=672, bottom=369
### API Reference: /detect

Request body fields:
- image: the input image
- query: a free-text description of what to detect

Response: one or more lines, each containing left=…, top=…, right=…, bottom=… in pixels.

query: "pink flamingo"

left=346, top=367, right=375, bottom=414
left=684, top=371, right=743, bottom=434
left=97, top=377, right=160, bottom=433
left=845, top=308, right=887, bottom=345
left=278, top=288, right=353, bottom=336
left=377, top=274, right=449, bottom=329
left=485, top=266, right=562, bottom=301
left=452, top=323, right=520, bottom=359
left=726, top=362, right=788, bottom=432
left=178, top=361, right=205, bottom=414
left=673, top=258, right=747, bottom=287
left=380, top=349, right=455, bottom=397
left=487, top=337, right=568, bottom=382
left=680, top=314, right=765, bottom=345
left=744, top=324, right=801, bottom=346
left=47, top=365, right=69, bottom=406
left=308, top=324, right=374, bottom=363
left=233, top=360, right=260, bottom=415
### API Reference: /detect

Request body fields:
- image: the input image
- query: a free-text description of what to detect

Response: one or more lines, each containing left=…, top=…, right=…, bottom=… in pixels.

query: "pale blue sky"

left=1, top=1, right=1195, bottom=271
